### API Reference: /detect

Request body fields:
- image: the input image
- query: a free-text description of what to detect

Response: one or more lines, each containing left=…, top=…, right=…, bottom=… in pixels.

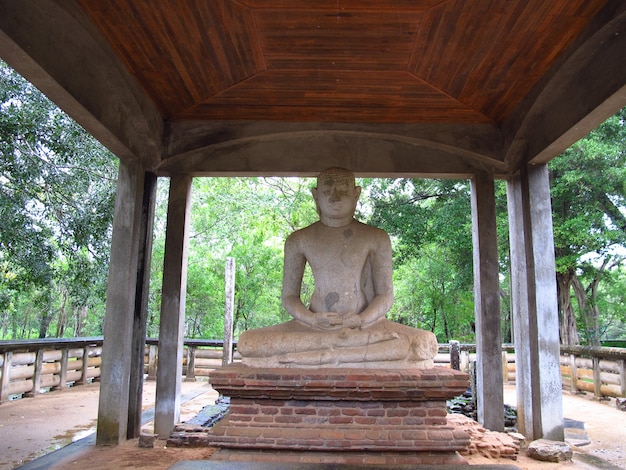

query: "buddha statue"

left=237, top=167, right=438, bottom=368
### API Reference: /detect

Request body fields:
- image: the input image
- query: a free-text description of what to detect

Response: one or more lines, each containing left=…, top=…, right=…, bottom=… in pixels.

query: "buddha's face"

left=313, top=174, right=360, bottom=221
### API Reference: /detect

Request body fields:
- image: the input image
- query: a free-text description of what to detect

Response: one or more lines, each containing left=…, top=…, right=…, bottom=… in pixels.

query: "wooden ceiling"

left=1, top=0, right=624, bottom=176
left=75, top=0, right=606, bottom=125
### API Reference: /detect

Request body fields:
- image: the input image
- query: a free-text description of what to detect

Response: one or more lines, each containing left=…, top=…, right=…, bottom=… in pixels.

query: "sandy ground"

left=0, top=381, right=624, bottom=470
left=0, top=379, right=216, bottom=469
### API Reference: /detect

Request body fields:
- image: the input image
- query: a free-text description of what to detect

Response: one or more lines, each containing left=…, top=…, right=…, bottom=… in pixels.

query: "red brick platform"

left=196, top=365, right=472, bottom=465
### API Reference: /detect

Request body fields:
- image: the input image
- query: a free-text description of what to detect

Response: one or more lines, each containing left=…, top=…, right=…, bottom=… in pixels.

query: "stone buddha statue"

left=237, top=167, right=438, bottom=368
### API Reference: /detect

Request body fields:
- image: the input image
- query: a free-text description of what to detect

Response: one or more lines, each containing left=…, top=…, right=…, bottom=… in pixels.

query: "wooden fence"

left=1, top=338, right=625, bottom=404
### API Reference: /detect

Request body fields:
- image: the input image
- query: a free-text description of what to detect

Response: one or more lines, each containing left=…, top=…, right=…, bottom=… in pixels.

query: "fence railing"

left=0, top=337, right=104, bottom=403
left=1, top=338, right=625, bottom=404
left=559, top=345, right=626, bottom=399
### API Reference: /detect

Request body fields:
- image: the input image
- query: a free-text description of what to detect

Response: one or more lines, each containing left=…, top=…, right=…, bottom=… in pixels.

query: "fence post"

left=460, top=349, right=470, bottom=373
left=147, top=344, right=158, bottom=380
left=78, top=346, right=90, bottom=385
left=26, top=348, right=44, bottom=397
left=619, top=359, right=626, bottom=398
left=449, top=341, right=460, bottom=370
left=569, top=354, right=578, bottom=393
left=55, top=348, right=69, bottom=391
left=185, top=346, right=196, bottom=382
left=0, top=351, right=12, bottom=403
left=592, top=356, right=602, bottom=399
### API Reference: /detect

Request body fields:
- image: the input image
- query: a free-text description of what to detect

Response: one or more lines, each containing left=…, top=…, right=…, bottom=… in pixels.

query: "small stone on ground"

left=527, top=439, right=572, bottom=462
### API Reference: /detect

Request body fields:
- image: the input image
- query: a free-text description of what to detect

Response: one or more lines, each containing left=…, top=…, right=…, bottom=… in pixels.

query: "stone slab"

left=169, top=460, right=521, bottom=469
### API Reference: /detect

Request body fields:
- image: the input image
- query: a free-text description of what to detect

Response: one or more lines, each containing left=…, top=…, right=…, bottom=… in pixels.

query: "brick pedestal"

left=200, top=365, right=471, bottom=465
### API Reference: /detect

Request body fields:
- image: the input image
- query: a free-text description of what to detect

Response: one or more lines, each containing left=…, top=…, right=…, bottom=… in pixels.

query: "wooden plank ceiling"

left=75, top=0, right=606, bottom=126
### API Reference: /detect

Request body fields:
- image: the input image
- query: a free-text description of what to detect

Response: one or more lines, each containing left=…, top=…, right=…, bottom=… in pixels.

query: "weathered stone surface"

left=138, top=433, right=157, bottom=448
left=527, top=439, right=572, bottom=462
left=237, top=168, right=438, bottom=369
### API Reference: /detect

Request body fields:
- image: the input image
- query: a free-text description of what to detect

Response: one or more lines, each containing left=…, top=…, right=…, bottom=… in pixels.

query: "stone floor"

left=169, top=461, right=522, bottom=470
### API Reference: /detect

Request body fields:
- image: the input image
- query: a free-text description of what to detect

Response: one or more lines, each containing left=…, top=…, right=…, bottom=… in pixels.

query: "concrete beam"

left=506, top=174, right=536, bottom=439
left=0, top=0, right=163, bottom=168
left=154, top=175, right=193, bottom=438
left=470, top=172, right=504, bottom=431
left=127, top=173, right=158, bottom=439
left=159, top=121, right=504, bottom=178
left=503, top=0, right=626, bottom=171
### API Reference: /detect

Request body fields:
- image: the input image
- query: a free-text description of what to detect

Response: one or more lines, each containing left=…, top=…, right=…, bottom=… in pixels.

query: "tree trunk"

left=441, top=308, right=450, bottom=342
left=55, top=291, right=68, bottom=338
left=38, top=310, right=52, bottom=338
left=556, top=270, right=579, bottom=345
left=571, top=275, right=600, bottom=346
left=74, top=305, right=88, bottom=337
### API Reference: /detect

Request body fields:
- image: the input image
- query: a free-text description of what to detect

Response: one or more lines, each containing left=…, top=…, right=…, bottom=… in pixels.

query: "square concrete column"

left=97, top=161, right=146, bottom=445
left=127, top=173, right=157, bottom=439
left=154, top=175, right=193, bottom=438
left=470, top=172, right=504, bottom=431
left=506, top=164, right=564, bottom=441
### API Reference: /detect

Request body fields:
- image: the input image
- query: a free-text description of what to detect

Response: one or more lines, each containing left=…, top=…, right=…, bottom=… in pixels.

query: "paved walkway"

left=0, top=381, right=624, bottom=469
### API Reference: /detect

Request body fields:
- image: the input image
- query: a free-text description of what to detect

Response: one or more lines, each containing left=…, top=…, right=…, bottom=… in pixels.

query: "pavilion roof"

left=1, top=0, right=624, bottom=177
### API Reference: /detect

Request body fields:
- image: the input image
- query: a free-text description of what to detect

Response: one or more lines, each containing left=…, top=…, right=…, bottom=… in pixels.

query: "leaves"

left=365, top=178, right=476, bottom=341
left=549, top=107, right=626, bottom=345
left=0, top=60, right=117, bottom=338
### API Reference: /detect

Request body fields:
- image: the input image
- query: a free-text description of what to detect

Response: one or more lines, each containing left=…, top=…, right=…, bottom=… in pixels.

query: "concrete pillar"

left=127, top=173, right=157, bottom=439
left=96, top=161, right=145, bottom=445
left=506, top=164, right=564, bottom=441
left=470, top=171, right=504, bottom=431
left=154, top=175, right=193, bottom=438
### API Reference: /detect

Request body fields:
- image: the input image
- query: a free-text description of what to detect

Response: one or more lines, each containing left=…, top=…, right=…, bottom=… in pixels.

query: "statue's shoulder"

left=285, top=221, right=322, bottom=245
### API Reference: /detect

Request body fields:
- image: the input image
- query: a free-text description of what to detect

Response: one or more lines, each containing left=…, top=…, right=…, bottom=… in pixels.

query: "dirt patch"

left=47, top=440, right=217, bottom=470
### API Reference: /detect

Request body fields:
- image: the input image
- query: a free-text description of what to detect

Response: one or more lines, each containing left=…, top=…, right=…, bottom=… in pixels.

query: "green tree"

left=365, top=178, right=476, bottom=342
left=550, top=107, right=626, bottom=345
left=389, top=243, right=475, bottom=341
left=0, top=61, right=117, bottom=338
left=594, top=266, right=626, bottom=340
left=145, top=177, right=319, bottom=340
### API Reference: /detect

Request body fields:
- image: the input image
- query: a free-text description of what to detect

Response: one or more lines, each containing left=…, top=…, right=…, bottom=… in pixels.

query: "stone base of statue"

left=177, top=364, right=471, bottom=466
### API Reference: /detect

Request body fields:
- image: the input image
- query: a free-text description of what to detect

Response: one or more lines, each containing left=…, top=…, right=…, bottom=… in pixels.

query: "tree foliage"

left=0, top=61, right=117, bottom=338
left=550, top=107, right=626, bottom=345
left=365, top=179, right=477, bottom=342
left=146, top=177, right=319, bottom=339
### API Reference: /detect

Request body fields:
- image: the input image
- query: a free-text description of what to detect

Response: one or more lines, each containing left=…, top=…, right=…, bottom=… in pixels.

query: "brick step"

left=209, top=419, right=470, bottom=452
left=209, top=366, right=469, bottom=401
